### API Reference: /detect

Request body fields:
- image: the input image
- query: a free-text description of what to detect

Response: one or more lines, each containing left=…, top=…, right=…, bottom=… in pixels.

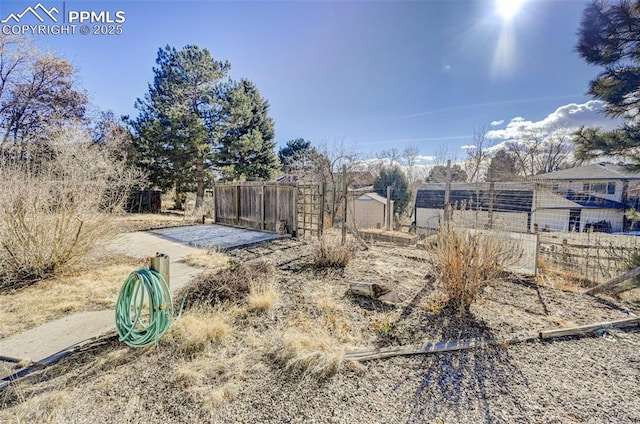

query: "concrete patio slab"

left=150, top=224, right=290, bottom=250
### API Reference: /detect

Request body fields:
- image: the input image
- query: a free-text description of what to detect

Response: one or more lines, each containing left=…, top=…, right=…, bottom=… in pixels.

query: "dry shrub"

left=247, top=282, right=278, bottom=311
left=166, top=305, right=235, bottom=356
left=312, top=236, right=357, bottom=268
left=0, top=126, right=143, bottom=287
left=274, top=327, right=344, bottom=379
left=177, top=261, right=274, bottom=308
left=434, top=226, right=520, bottom=315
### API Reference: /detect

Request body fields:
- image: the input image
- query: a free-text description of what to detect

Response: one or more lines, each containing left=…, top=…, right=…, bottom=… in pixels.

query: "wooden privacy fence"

left=212, top=182, right=298, bottom=235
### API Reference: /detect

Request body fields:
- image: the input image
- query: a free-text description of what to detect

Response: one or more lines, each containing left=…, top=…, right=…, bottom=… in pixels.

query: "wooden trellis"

left=296, top=183, right=324, bottom=239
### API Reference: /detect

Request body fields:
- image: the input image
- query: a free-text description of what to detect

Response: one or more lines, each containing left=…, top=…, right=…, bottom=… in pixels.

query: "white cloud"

left=486, top=100, right=622, bottom=141
left=490, top=120, right=504, bottom=126
left=415, top=155, right=435, bottom=165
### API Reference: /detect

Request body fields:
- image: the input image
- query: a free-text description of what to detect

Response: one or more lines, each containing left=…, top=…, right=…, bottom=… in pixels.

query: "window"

left=607, top=182, right=616, bottom=195
left=592, top=183, right=606, bottom=194
left=583, top=183, right=590, bottom=192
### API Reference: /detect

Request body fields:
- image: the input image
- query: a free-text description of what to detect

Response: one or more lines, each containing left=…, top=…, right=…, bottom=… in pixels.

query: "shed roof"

left=357, top=192, right=390, bottom=204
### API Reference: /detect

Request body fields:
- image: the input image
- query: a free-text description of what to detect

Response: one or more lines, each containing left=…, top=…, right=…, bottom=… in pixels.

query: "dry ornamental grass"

left=433, top=225, right=522, bottom=315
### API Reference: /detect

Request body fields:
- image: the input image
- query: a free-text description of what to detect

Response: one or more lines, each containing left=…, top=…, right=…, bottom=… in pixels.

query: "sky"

left=0, top=0, right=621, bottom=163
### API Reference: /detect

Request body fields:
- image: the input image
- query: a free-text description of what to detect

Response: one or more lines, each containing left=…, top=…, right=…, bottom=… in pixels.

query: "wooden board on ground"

left=349, top=281, right=398, bottom=303
left=345, top=316, right=640, bottom=362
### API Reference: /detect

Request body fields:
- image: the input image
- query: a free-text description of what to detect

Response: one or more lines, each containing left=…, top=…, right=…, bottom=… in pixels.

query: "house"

left=414, top=163, right=640, bottom=234
left=532, top=163, right=640, bottom=233
left=346, top=192, right=393, bottom=229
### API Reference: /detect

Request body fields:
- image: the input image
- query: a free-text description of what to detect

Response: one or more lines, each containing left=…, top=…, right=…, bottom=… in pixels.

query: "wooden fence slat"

left=344, top=317, right=640, bottom=362
left=584, top=266, right=640, bottom=295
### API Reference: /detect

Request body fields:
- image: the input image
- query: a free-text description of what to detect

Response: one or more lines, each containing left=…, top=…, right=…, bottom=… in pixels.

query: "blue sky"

left=0, top=0, right=615, bottom=161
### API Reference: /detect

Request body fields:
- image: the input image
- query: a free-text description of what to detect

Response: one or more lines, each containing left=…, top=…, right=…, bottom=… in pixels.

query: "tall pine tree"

left=573, top=1, right=640, bottom=164
left=216, top=79, right=279, bottom=181
left=373, top=166, right=410, bottom=215
left=130, top=45, right=229, bottom=208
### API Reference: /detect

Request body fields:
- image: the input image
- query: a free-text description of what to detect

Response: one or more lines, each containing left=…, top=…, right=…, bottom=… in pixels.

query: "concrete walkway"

left=0, top=231, right=208, bottom=365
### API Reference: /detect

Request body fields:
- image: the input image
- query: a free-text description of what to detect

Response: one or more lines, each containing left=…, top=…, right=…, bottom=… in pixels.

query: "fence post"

left=319, top=182, right=325, bottom=239
left=212, top=185, right=217, bottom=224
left=149, top=253, right=170, bottom=288
left=386, top=185, right=392, bottom=231
left=292, top=184, right=298, bottom=237
left=342, top=164, right=348, bottom=244
left=235, top=185, right=241, bottom=225
left=488, top=181, right=495, bottom=229
left=261, top=183, right=266, bottom=231
left=444, top=159, right=451, bottom=226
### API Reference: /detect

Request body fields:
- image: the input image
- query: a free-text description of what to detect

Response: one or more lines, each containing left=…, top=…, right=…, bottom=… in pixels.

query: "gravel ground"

left=2, top=236, right=639, bottom=423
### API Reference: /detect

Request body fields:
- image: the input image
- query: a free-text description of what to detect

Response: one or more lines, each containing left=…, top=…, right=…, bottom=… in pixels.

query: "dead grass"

left=536, top=257, right=585, bottom=293
left=113, top=213, right=194, bottom=233
left=312, top=235, right=357, bottom=268
left=248, top=282, right=278, bottom=311
left=165, top=305, right=237, bottom=357
left=181, top=251, right=229, bottom=270
left=274, top=326, right=344, bottom=379
left=0, top=254, right=143, bottom=338
left=2, top=237, right=640, bottom=423
left=0, top=387, right=71, bottom=424
left=175, top=352, right=245, bottom=414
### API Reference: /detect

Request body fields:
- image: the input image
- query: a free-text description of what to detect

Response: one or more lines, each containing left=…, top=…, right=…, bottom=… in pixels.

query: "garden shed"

left=347, top=192, right=393, bottom=230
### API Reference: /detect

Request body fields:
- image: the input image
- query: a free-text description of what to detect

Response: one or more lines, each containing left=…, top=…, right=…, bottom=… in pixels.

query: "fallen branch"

left=345, top=224, right=370, bottom=250
left=344, top=316, right=640, bottom=362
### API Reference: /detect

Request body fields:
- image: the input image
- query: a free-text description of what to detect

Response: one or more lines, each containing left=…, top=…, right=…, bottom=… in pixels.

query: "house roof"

left=535, top=191, right=581, bottom=209
left=416, top=183, right=533, bottom=212
left=357, top=192, right=390, bottom=204
left=533, top=163, right=640, bottom=181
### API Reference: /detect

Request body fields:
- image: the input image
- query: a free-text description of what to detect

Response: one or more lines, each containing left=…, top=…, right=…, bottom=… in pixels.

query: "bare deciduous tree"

left=376, top=147, right=401, bottom=167
left=311, top=140, right=362, bottom=225
left=465, top=125, right=491, bottom=182
left=506, top=126, right=573, bottom=177
left=0, top=35, right=87, bottom=146
left=0, top=124, right=144, bottom=286
left=401, top=145, right=421, bottom=185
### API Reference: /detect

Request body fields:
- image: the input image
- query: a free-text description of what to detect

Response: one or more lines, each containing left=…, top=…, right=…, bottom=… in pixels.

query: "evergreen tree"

left=278, top=138, right=315, bottom=173
left=373, top=166, right=410, bottom=215
left=427, top=164, right=468, bottom=183
left=129, top=45, right=230, bottom=208
left=216, top=79, right=279, bottom=181
left=574, top=0, right=640, bottom=164
left=486, top=150, right=519, bottom=181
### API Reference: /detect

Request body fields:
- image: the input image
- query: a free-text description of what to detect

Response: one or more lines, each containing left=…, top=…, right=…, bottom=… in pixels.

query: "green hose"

left=115, top=268, right=174, bottom=348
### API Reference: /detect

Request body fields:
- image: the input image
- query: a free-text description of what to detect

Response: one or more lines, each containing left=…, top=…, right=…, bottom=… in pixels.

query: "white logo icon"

left=1, top=3, right=59, bottom=24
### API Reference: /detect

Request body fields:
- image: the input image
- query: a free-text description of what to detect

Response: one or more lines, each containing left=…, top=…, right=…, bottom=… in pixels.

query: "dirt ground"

left=2, top=234, right=640, bottom=423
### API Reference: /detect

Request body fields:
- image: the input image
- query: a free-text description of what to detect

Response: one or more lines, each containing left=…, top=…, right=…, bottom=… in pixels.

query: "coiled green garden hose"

left=115, top=268, right=174, bottom=348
